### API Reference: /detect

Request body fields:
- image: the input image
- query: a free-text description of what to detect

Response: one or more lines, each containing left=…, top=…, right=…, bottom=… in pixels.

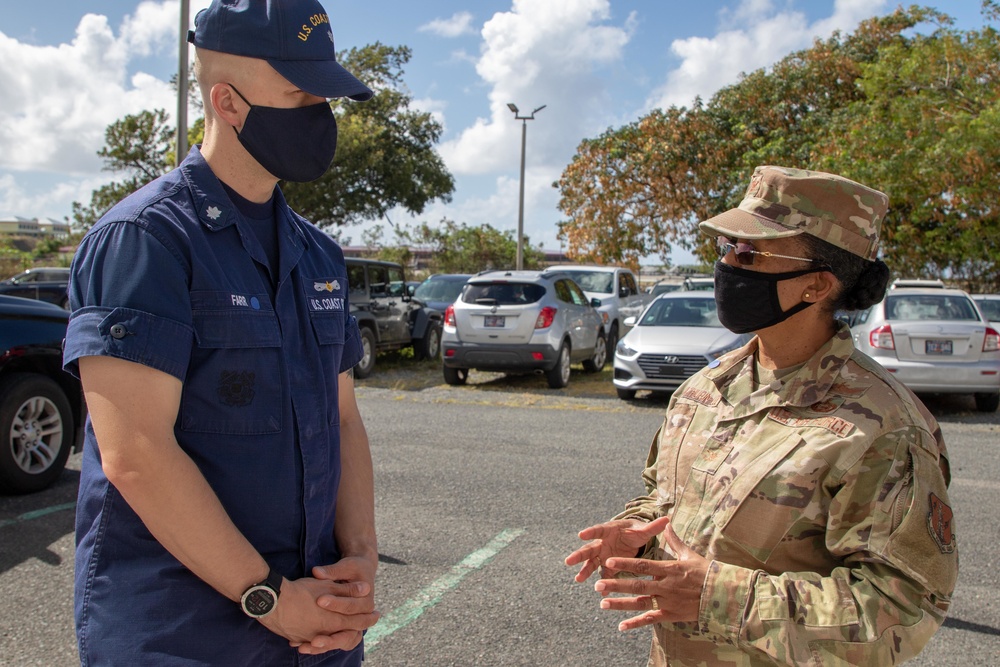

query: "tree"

left=71, top=109, right=174, bottom=230
left=407, top=218, right=545, bottom=273
left=73, top=43, right=453, bottom=233
left=555, top=6, right=1000, bottom=291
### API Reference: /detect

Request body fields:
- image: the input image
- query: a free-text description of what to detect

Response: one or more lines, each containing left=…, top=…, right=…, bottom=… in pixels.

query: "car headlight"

left=616, top=339, right=638, bottom=357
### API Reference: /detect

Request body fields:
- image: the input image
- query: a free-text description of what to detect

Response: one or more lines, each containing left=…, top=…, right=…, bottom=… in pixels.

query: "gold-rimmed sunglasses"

left=715, top=235, right=821, bottom=266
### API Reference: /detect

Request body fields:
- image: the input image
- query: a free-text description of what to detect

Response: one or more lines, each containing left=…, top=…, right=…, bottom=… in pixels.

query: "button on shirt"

left=63, top=146, right=364, bottom=666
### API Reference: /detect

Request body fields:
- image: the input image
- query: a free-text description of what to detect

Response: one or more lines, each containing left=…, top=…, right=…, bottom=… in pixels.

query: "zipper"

left=890, top=456, right=914, bottom=534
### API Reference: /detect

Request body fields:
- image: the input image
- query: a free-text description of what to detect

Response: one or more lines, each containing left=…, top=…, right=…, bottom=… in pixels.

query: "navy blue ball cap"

left=189, top=0, right=373, bottom=101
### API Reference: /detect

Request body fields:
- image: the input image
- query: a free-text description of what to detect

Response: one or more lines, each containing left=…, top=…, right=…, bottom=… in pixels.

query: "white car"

left=553, top=265, right=645, bottom=355
left=441, top=269, right=606, bottom=389
left=972, top=294, right=1000, bottom=328
left=849, top=287, right=1000, bottom=412
left=613, top=291, right=751, bottom=400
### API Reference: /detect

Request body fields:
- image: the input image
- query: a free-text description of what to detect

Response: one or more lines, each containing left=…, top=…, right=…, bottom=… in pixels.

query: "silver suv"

left=441, top=270, right=607, bottom=388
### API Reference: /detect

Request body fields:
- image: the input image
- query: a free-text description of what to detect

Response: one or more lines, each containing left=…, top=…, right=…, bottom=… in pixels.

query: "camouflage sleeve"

left=698, top=426, right=957, bottom=665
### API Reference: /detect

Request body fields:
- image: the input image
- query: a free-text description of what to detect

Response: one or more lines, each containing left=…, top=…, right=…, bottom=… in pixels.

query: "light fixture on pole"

left=507, top=103, right=546, bottom=270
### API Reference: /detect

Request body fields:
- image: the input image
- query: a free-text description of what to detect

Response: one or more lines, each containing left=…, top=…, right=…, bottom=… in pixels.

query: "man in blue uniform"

left=63, top=1, right=380, bottom=664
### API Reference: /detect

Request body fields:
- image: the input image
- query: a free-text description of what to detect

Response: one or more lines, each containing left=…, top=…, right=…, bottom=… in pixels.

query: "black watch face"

left=244, top=587, right=276, bottom=616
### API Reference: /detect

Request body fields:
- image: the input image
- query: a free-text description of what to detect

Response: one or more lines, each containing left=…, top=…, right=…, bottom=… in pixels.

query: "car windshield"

left=884, top=294, right=981, bottom=321
left=640, top=297, right=719, bottom=327
left=560, top=270, right=613, bottom=294
left=414, top=279, right=466, bottom=303
left=463, top=282, right=545, bottom=305
left=976, top=299, right=1000, bottom=321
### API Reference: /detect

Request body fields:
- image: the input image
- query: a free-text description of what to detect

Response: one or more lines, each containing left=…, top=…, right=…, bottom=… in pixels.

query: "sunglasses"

left=716, top=235, right=821, bottom=266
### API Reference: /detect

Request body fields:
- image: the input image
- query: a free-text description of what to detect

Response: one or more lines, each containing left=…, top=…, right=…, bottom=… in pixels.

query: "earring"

left=803, top=293, right=811, bottom=299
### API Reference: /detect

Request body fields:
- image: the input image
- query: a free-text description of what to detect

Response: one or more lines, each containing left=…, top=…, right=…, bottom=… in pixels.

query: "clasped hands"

left=564, top=516, right=709, bottom=631
left=260, top=556, right=379, bottom=655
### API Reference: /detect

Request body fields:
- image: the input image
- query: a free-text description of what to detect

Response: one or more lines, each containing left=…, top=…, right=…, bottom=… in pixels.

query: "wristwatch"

left=240, top=567, right=282, bottom=619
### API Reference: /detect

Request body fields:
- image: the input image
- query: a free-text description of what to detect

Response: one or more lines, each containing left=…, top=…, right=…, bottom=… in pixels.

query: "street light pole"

left=176, top=0, right=190, bottom=168
left=507, top=103, right=546, bottom=270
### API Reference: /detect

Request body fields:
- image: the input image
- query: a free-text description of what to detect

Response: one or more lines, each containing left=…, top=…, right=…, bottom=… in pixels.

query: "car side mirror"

left=591, top=297, right=602, bottom=308
left=624, top=316, right=637, bottom=327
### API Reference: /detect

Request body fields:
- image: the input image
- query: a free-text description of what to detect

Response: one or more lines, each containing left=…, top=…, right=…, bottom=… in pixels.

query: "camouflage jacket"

left=616, top=324, right=957, bottom=666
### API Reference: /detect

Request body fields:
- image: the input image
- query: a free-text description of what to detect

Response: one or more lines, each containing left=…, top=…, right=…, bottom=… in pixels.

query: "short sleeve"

left=340, top=314, right=363, bottom=373
left=63, top=221, right=194, bottom=380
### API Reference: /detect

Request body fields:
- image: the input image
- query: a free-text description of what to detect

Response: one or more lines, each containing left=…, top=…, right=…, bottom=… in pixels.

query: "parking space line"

left=364, top=527, right=526, bottom=653
left=0, top=501, right=76, bottom=529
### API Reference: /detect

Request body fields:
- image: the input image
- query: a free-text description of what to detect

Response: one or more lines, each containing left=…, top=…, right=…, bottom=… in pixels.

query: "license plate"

left=926, top=339, right=952, bottom=355
left=484, top=315, right=505, bottom=328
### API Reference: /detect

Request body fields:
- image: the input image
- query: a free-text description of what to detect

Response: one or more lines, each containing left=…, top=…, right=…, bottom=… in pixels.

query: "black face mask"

left=229, top=84, right=337, bottom=183
left=713, top=261, right=825, bottom=334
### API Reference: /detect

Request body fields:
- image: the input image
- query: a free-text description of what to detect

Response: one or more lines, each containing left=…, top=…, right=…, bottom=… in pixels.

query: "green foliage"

left=282, top=43, right=455, bottom=229
left=407, top=218, right=544, bottom=273
left=556, top=5, right=1000, bottom=291
left=72, top=109, right=174, bottom=231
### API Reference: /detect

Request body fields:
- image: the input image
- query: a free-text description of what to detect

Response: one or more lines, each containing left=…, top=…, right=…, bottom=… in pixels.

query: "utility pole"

left=506, top=103, right=546, bottom=270
left=176, top=0, right=190, bottom=167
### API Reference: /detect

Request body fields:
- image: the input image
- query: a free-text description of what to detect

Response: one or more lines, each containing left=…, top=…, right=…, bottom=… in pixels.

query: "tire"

left=582, top=331, right=607, bottom=372
left=616, top=387, right=636, bottom=401
left=354, top=327, right=377, bottom=379
left=974, top=392, right=999, bottom=412
left=443, top=366, right=468, bottom=385
left=606, top=322, right=619, bottom=358
left=0, top=373, right=74, bottom=494
left=546, top=342, right=572, bottom=389
left=415, top=322, right=442, bottom=361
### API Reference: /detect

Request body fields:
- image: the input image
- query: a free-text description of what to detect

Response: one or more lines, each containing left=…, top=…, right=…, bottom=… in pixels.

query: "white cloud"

left=439, top=0, right=633, bottom=178
left=646, top=0, right=889, bottom=111
left=418, top=12, right=476, bottom=38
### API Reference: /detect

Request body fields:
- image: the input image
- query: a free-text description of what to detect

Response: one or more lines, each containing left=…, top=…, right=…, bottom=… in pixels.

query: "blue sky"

left=0, top=1, right=989, bottom=265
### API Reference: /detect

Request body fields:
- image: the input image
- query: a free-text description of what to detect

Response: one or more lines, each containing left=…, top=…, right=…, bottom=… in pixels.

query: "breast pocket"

left=180, top=309, right=283, bottom=435
left=711, top=432, right=812, bottom=564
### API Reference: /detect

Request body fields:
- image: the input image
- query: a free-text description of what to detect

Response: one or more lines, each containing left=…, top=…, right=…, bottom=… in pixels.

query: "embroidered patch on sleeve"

left=927, top=492, right=956, bottom=554
left=767, top=407, right=855, bottom=437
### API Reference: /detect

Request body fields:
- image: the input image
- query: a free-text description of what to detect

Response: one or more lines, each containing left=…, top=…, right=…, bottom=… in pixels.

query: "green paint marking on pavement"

left=365, top=527, right=526, bottom=653
left=0, top=501, right=76, bottom=529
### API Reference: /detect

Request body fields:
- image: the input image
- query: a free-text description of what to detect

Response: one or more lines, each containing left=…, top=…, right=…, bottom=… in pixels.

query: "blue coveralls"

left=63, top=146, right=365, bottom=666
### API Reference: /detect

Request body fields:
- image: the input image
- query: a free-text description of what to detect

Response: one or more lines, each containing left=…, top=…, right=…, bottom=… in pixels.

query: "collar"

left=179, top=145, right=309, bottom=248
left=704, top=322, right=855, bottom=419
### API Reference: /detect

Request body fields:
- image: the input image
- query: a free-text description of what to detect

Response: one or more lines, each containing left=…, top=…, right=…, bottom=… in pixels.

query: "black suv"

left=0, top=267, right=71, bottom=309
left=345, top=258, right=443, bottom=378
left=0, top=295, right=85, bottom=493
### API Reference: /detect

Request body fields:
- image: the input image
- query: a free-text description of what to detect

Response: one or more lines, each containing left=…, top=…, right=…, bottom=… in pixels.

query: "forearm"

left=334, top=393, right=376, bottom=563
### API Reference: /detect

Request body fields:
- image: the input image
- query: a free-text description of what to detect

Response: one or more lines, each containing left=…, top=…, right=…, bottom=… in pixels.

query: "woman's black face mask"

left=713, top=261, right=826, bottom=334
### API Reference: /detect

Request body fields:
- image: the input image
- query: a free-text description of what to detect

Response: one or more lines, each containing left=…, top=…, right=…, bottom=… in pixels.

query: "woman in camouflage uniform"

left=567, top=166, right=957, bottom=666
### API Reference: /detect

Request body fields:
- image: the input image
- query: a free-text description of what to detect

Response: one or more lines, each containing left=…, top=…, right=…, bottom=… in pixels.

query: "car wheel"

left=354, top=327, right=377, bottom=379
left=974, top=392, right=999, bottom=412
left=616, top=387, right=636, bottom=401
left=582, top=331, right=607, bottom=372
left=606, top=322, right=619, bottom=358
left=415, top=322, right=442, bottom=361
left=443, top=366, right=468, bottom=385
left=0, top=373, right=74, bottom=494
left=546, top=342, right=571, bottom=389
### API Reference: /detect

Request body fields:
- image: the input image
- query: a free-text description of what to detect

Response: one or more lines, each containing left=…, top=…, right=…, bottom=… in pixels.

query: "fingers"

left=617, top=609, right=667, bottom=632
left=635, top=515, right=671, bottom=539
left=600, top=595, right=656, bottom=612
left=317, top=593, right=377, bottom=614
left=660, top=521, right=691, bottom=560
left=295, top=630, right=364, bottom=655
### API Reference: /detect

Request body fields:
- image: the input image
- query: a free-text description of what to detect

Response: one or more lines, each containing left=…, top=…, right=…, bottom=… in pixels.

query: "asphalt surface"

left=0, top=384, right=998, bottom=666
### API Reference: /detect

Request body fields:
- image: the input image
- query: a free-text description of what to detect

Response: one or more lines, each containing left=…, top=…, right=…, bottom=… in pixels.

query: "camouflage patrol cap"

left=699, top=166, right=889, bottom=260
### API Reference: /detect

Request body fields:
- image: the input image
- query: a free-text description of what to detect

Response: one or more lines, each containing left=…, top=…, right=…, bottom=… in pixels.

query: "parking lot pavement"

left=1, top=386, right=998, bottom=666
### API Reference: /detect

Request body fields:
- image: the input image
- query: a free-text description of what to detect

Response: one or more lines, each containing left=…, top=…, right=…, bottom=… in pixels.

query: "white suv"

left=554, top=265, right=644, bottom=356
left=441, top=270, right=607, bottom=388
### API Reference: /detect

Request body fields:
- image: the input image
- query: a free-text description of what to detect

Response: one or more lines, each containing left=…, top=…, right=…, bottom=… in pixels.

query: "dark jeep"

left=345, top=258, right=443, bottom=378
